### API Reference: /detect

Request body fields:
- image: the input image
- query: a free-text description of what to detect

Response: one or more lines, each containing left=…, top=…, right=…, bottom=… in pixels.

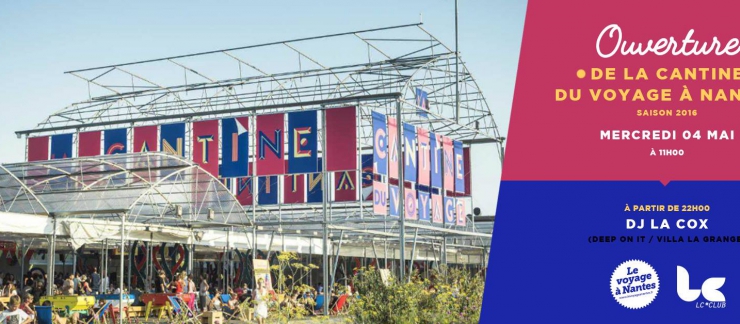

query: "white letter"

left=597, top=24, right=621, bottom=58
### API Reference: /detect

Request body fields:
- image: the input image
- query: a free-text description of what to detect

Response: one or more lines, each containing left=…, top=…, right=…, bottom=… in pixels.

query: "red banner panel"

left=464, top=147, right=472, bottom=196
left=334, top=171, right=357, bottom=202
left=27, top=136, right=49, bottom=161
left=325, top=106, right=356, bottom=171
left=78, top=131, right=101, bottom=157
left=192, top=120, right=219, bottom=177
left=236, top=165, right=254, bottom=206
left=256, top=114, right=285, bottom=176
left=442, top=136, right=454, bottom=192
left=417, top=128, right=431, bottom=186
left=388, top=116, right=399, bottom=179
left=134, top=125, right=158, bottom=152
left=284, top=160, right=305, bottom=204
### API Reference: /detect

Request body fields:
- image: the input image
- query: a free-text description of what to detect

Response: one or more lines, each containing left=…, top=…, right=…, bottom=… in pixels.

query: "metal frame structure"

left=14, top=23, right=500, bottom=316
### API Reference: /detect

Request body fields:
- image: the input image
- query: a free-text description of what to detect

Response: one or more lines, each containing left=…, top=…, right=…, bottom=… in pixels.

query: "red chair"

left=331, top=295, right=348, bottom=315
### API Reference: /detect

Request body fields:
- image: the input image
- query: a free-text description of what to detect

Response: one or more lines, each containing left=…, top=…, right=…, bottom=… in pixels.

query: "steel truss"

left=13, top=23, right=498, bottom=315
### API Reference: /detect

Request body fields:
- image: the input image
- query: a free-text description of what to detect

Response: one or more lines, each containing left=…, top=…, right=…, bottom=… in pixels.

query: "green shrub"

left=349, top=266, right=484, bottom=324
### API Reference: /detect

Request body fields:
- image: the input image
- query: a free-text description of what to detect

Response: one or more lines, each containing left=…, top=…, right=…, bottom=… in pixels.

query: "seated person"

left=18, top=295, right=35, bottom=321
left=208, top=288, right=223, bottom=312
left=0, top=295, right=31, bottom=324
left=222, top=293, right=241, bottom=317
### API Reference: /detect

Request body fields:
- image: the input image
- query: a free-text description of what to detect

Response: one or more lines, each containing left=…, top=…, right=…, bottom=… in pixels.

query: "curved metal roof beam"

left=0, top=165, right=51, bottom=215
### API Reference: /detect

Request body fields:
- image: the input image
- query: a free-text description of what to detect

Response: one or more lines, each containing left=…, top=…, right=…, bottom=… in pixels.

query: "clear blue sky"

left=0, top=0, right=526, bottom=215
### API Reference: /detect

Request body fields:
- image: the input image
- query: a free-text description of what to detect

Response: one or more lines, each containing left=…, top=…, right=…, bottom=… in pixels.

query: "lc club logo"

left=676, top=265, right=727, bottom=309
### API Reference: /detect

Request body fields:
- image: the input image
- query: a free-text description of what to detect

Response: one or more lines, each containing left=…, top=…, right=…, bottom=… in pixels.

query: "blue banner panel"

left=481, top=181, right=740, bottom=323
left=415, top=88, right=429, bottom=117
left=257, top=176, right=278, bottom=205
left=160, top=123, right=186, bottom=157
left=104, top=128, right=127, bottom=155
left=403, top=123, right=417, bottom=183
left=288, top=110, right=318, bottom=174
left=389, top=184, right=400, bottom=217
left=430, top=132, right=442, bottom=188
left=50, top=133, right=73, bottom=159
left=361, top=154, right=373, bottom=201
left=307, top=158, right=323, bottom=203
left=220, top=117, right=250, bottom=177
left=372, top=111, right=388, bottom=176
left=418, top=190, right=431, bottom=222
left=443, top=196, right=455, bottom=224
left=453, top=140, right=465, bottom=193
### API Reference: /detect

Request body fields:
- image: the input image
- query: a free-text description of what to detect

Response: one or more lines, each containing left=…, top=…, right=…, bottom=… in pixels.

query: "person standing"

left=91, top=267, right=100, bottom=294
left=187, top=274, right=198, bottom=311
left=154, top=270, right=166, bottom=293
left=252, top=278, right=268, bottom=324
left=199, top=275, right=209, bottom=311
left=78, top=276, right=92, bottom=295
left=0, top=275, right=16, bottom=297
left=72, top=273, right=80, bottom=295
left=61, top=274, right=75, bottom=296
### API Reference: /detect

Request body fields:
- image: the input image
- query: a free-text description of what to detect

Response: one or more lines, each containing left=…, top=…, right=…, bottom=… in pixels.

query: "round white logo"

left=610, top=259, right=660, bottom=309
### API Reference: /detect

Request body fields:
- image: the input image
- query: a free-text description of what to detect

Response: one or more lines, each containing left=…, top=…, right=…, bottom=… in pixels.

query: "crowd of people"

left=0, top=268, right=354, bottom=323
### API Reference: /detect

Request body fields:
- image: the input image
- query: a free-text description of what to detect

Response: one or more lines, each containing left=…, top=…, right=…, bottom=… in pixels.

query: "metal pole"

left=188, top=243, right=194, bottom=276
left=226, top=229, right=230, bottom=291
left=148, top=234, right=153, bottom=291
left=72, top=249, right=77, bottom=280
left=454, top=0, right=460, bottom=122
left=371, top=241, right=380, bottom=269
left=127, top=241, right=132, bottom=294
left=356, top=105, right=363, bottom=219
left=265, top=232, right=275, bottom=260
left=46, top=218, right=57, bottom=296
left=331, top=230, right=344, bottom=289
left=442, top=238, right=448, bottom=268
left=396, top=99, right=406, bottom=283
left=321, top=109, right=330, bottom=315
left=384, top=241, right=388, bottom=269
left=119, top=214, right=125, bottom=324
left=251, top=113, right=258, bottom=289
left=308, top=241, right=313, bottom=288
left=19, top=239, right=24, bottom=291
left=408, top=229, right=419, bottom=280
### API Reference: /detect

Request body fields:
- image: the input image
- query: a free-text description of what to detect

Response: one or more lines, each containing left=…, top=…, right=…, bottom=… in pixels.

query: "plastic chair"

left=85, top=302, right=112, bottom=324
left=332, top=295, right=348, bottom=315
left=36, top=306, right=53, bottom=324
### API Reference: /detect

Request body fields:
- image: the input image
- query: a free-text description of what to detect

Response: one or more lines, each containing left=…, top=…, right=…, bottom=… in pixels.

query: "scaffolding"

left=13, top=23, right=501, bottom=317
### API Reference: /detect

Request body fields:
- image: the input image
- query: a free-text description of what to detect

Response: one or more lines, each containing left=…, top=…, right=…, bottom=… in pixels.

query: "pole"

left=371, top=241, right=380, bottom=269
left=356, top=105, right=363, bottom=219
left=384, top=241, right=388, bottom=269
left=396, top=99, right=406, bottom=283
left=119, top=214, right=125, bottom=324
left=454, top=0, right=461, bottom=122
left=127, top=241, right=132, bottom=293
left=72, top=248, right=77, bottom=279
left=19, top=239, right=24, bottom=291
left=442, top=238, right=448, bottom=268
left=148, top=234, right=153, bottom=291
left=225, top=229, right=230, bottom=291
left=331, top=230, right=344, bottom=289
left=251, top=113, right=258, bottom=289
left=408, top=229, right=419, bottom=280
left=46, top=218, right=57, bottom=296
left=321, top=108, right=330, bottom=315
